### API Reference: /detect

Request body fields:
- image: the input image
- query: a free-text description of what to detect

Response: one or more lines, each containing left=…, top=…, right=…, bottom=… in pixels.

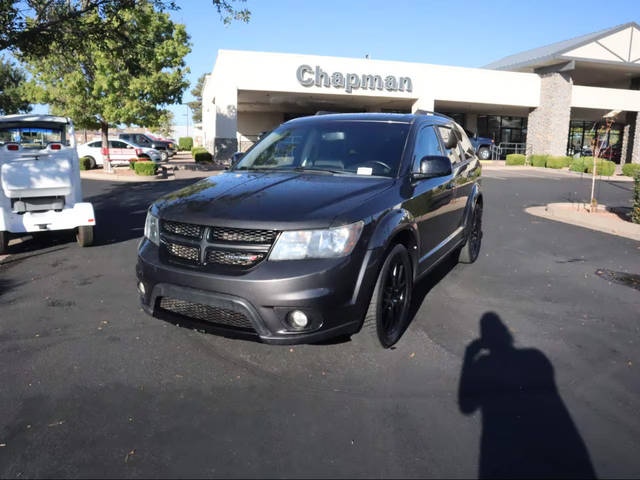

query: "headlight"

left=144, top=212, right=159, bottom=246
left=269, top=221, right=364, bottom=261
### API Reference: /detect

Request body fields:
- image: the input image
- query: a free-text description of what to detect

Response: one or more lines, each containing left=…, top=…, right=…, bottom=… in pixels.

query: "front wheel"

left=478, top=147, right=491, bottom=160
left=0, top=231, right=9, bottom=255
left=76, top=225, right=94, bottom=247
left=160, top=151, right=168, bottom=162
left=458, top=202, right=483, bottom=264
left=361, top=244, right=413, bottom=348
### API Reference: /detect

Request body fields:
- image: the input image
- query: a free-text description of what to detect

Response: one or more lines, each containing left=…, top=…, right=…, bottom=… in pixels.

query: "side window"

left=437, top=126, right=462, bottom=164
left=455, top=125, right=475, bottom=160
left=88, top=141, right=101, bottom=148
left=413, top=126, right=444, bottom=172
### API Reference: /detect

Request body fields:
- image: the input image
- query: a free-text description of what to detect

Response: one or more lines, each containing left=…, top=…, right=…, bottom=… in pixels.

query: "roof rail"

left=413, top=110, right=457, bottom=123
left=314, top=111, right=340, bottom=115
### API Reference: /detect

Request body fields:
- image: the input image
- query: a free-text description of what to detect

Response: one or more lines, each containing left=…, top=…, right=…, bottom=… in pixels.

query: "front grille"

left=209, top=227, right=277, bottom=245
left=206, top=249, right=265, bottom=267
left=166, top=242, right=200, bottom=263
left=162, top=220, right=203, bottom=239
left=159, top=297, right=254, bottom=330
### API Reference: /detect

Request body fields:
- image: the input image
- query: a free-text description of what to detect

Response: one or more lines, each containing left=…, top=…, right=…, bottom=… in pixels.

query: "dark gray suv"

left=136, top=112, right=483, bottom=348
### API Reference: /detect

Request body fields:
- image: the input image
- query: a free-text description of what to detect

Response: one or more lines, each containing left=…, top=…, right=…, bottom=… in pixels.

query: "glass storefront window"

left=567, top=120, right=622, bottom=162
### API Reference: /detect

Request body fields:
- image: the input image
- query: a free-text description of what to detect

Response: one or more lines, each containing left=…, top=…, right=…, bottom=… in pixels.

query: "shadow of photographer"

left=458, top=312, right=596, bottom=479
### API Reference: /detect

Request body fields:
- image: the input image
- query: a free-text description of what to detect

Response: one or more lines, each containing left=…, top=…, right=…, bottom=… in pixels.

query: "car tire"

left=458, top=202, right=483, bottom=264
left=478, top=147, right=491, bottom=160
left=361, top=244, right=413, bottom=348
left=85, top=156, right=97, bottom=169
left=0, top=231, right=9, bottom=255
left=160, top=151, right=168, bottom=162
left=76, top=225, right=94, bottom=247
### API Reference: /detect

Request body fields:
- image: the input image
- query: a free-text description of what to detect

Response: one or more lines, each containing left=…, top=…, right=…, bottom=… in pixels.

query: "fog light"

left=288, top=310, right=308, bottom=329
left=137, top=282, right=146, bottom=295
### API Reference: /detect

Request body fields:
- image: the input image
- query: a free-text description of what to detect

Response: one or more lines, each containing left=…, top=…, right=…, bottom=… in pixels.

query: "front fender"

left=462, top=183, right=482, bottom=232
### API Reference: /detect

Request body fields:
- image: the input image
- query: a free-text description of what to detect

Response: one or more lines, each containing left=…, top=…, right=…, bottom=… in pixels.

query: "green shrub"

left=79, top=156, right=92, bottom=170
left=505, top=154, right=525, bottom=166
left=194, top=149, right=213, bottom=163
left=530, top=154, right=549, bottom=167
left=633, top=171, right=640, bottom=224
left=560, top=156, right=573, bottom=167
left=622, top=163, right=640, bottom=177
left=585, top=158, right=615, bottom=176
left=545, top=156, right=567, bottom=169
left=179, top=137, right=193, bottom=151
left=191, top=146, right=206, bottom=158
left=134, top=161, right=158, bottom=176
left=129, top=158, right=139, bottom=170
left=569, top=157, right=588, bottom=172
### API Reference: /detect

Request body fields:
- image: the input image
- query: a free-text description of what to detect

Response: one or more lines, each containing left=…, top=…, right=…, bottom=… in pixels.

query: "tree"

left=187, top=73, right=206, bottom=124
left=20, top=0, right=191, bottom=171
left=0, top=56, right=31, bottom=115
left=152, top=110, right=174, bottom=138
left=1, top=0, right=250, bottom=55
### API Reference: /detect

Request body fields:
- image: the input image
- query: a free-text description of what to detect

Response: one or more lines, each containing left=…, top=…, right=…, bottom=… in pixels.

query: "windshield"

left=234, top=120, right=410, bottom=177
left=0, top=126, right=65, bottom=150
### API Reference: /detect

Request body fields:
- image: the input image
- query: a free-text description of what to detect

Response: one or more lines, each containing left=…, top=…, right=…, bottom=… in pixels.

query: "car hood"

left=153, top=171, right=394, bottom=229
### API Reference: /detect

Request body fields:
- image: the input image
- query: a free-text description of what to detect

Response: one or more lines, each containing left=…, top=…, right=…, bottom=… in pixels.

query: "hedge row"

left=134, top=161, right=158, bottom=176
left=79, top=156, right=92, bottom=170
left=622, top=163, right=640, bottom=177
left=179, top=137, right=193, bottom=151
left=505, top=154, right=525, bottom=166
left=191, top=146, right=212, bottom=163
left=633, top=171, right=640, bottom=224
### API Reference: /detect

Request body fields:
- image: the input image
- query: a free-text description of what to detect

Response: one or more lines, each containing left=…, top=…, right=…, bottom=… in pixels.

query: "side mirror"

left=412, top=155, right=452, bottom=180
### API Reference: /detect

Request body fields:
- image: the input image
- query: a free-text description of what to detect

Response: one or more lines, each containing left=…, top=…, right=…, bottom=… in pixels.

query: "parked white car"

left=77, top=138, right=161, bottom=168
left=0, top=114, right=95, bottom=253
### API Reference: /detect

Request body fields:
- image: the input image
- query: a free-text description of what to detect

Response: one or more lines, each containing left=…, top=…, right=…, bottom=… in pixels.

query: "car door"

left=451, top=125, right=481, bottom=225
left=437, top=124, right=469, bottom=229
left=403, top=124, right=457, bottom=272
left=107, top=140, right=129, bottom=163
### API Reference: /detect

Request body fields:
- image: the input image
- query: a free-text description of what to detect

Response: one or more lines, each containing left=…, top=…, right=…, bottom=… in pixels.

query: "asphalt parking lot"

left=0, top=169, right=639, bottom=478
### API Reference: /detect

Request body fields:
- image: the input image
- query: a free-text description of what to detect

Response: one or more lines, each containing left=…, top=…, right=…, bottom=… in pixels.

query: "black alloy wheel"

left=459, top=202, right=483, bottom=264
left=362, top=244, right=413, bottom=348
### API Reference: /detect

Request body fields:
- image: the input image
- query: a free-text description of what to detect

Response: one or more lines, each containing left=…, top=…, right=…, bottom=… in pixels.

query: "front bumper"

left=136, top=240, right=381, bottom=344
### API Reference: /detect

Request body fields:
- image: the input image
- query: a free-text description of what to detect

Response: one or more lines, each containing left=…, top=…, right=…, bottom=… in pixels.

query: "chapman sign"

left=296, top=65, right=412, bottom=94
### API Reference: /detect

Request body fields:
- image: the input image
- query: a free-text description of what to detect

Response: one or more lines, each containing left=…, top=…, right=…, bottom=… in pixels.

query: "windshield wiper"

left=292, top=166, right=347, bottom=175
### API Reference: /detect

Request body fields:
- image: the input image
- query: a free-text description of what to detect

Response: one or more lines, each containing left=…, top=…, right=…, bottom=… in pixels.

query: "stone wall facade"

left=526, top=72, right=572, bottom=157
left=631, top=112, right=640, bottom=165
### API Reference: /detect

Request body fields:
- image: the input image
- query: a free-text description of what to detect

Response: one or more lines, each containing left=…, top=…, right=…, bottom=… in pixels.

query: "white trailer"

left=0, top=114, right=95, bottom=254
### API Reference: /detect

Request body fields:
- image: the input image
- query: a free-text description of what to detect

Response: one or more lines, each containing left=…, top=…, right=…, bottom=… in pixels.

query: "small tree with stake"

left=587, top=112, right=618, bottom=211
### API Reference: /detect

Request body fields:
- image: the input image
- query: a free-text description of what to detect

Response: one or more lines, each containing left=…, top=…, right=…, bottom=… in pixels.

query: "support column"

left=464, top=113, right=478, bottom=133
left=213, top=86, right=238, bottom=162
left=631, top=112, right=640, bottom=165
left=526, top=72, right=572, bottom=156
left=411, top=98, right=434, bottom=114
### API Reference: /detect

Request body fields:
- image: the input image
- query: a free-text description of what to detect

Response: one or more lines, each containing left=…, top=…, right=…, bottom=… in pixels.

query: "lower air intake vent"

left=159, top=297, right=254, bottom=330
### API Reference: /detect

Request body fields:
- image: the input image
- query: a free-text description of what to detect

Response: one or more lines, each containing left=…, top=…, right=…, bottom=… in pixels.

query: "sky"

left=34, top=0, right=640, bottom=125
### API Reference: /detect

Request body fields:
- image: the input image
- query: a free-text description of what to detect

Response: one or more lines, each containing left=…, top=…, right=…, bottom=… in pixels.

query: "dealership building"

left=202, top=22, right=640, bottom=163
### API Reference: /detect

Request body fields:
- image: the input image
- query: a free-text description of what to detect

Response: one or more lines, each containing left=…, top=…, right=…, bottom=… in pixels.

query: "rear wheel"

left=458, top=202, right=483, bottom=264
left=85, top=156, right=97, bottom=169
left=76, top=225, right=94, bottom=247
left=478, top=147, right=491, bottom=160
left=0, top=231, right=9, bottom=255
left=361, top=244, right=413, bottom=348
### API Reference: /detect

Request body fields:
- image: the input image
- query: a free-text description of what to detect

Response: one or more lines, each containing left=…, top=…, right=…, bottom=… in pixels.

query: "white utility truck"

left=0, top=114, right=95, bottom=254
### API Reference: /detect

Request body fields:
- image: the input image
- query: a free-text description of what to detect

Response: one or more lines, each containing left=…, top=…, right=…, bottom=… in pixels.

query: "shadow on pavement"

left=86, top=179, right=198, bottom=246
left=458, top=312, right=596, bottom=479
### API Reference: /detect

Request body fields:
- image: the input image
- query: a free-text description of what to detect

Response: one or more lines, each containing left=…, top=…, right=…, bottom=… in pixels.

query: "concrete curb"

left=483, top=165, right=635, bottom=182
left=80, top=168, right=218, bottom=183
left=525, top=203, right=640, bottom=241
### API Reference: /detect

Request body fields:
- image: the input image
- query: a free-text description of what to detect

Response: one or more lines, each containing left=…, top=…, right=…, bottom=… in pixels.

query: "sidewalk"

left=482, top=163, right=635, bottom=182
left=80, top=152, right=224, bottom=182
left=526, top=202, right=640, bottom=241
